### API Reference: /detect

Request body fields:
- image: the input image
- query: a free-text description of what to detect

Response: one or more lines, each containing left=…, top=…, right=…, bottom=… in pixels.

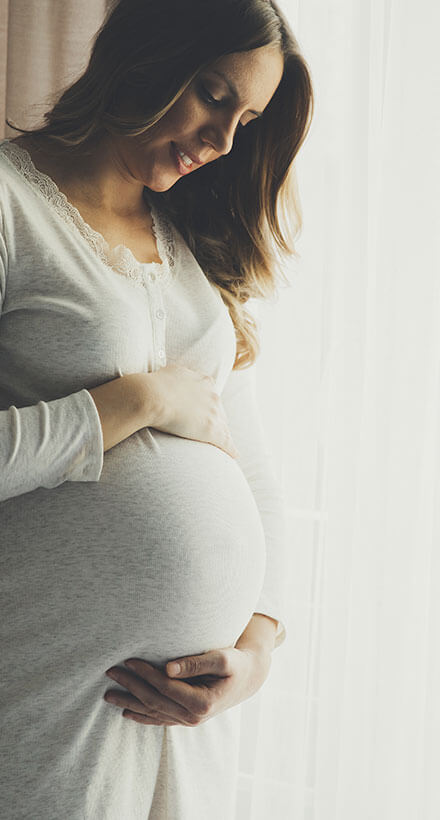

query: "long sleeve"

left=220, top=361, right=288, bottom=650
left=0, top=210, right=104, bottom=504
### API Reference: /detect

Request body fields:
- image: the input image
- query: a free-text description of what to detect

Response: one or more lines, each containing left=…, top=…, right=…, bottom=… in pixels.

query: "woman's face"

left=118, top=45, right=285, bottom=192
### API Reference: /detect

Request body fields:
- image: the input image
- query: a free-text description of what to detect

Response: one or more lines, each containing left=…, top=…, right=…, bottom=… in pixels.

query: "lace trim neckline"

left=0, top=138, right=176, bottom=290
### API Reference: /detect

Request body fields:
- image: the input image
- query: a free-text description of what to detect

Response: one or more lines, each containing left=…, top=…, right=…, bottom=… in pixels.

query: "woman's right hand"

left=145, top=363, right=239, bottom=460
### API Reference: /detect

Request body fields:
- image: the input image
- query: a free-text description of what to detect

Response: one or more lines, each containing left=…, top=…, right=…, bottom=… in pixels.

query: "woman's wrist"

left=234, top=613, right=278, bottom=655
left=88, top=372, right=161, bottom=452
left=127, top=372, right=163, bottom=428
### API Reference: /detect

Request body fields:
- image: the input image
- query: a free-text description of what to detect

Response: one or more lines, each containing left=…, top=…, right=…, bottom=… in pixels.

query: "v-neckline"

left=0, top=138, right=176, bottom=289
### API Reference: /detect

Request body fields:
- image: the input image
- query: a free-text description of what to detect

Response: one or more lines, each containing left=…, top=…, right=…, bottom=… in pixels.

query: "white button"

left=156, top=309, right=165, bottom=319
left=158, top=349, right=165, bottom=358
left=149, top=272, right=156, bottom=282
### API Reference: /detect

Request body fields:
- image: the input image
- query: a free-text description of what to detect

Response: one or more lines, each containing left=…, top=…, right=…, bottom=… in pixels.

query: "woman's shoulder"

left=0, top=134, right=35, bottom=157
left=0, top=134, right=65, bottom=206
left=0, top=137, right=50, bottom=236
left=0, top=138, right=30, bottom=205
left=0, top=136, right=32, bottom=181
left=0, top=140, right=18, bottom=202
left=1, top=134, right=58, bottom=179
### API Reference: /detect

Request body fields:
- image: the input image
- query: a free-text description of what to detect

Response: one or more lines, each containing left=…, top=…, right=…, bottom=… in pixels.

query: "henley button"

left=149, top=272, right=156, bottom=282
left=156, top=309, right=164, bottom=319
left=158, top=349, right=165, bottom=358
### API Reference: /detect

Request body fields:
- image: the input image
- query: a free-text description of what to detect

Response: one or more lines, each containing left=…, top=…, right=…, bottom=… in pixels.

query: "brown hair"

left=6, top=0, right=314, bottom=369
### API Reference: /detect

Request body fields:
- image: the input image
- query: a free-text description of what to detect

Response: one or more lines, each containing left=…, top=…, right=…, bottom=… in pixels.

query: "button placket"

left=144, top=271, right=167, bottom=369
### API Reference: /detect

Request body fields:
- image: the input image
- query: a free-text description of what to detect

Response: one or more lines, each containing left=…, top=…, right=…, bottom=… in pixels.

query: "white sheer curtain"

left=240, top=0, right=440, bottom=817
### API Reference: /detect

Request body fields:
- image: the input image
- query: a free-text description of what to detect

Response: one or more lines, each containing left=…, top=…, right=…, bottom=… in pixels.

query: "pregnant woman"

left=0, top=0, right=313, bottom=817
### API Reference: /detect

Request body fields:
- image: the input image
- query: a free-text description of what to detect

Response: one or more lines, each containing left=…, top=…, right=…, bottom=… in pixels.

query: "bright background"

left=1, top=1, right=439, bottom=817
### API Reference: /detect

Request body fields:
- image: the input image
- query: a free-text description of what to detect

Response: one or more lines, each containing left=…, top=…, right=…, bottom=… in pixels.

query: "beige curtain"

left=0, top=0, right=109, bottom=139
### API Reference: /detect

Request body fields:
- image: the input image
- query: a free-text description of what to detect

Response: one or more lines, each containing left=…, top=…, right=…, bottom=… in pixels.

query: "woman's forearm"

left=234, top=612, right=278, bottom=654
left=87, top=373, right=159, bottom=452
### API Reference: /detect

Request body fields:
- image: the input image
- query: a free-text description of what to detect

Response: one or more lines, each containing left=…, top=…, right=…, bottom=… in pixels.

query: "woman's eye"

left=199, top=83, right=221, bottom=106
left=198, top=82, right=245, bottom=131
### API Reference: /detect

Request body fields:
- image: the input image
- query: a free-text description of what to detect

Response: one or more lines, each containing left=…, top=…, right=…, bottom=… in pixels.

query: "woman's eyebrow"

left=208, top=70, right=263, bottom=117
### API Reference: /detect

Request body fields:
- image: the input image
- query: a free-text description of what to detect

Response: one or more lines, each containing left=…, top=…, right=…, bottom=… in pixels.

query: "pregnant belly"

left=1, top=428, right=267, bottom=672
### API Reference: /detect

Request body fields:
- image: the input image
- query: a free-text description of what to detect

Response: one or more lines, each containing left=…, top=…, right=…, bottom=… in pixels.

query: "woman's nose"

left=202, top=115, right=240, bottom=158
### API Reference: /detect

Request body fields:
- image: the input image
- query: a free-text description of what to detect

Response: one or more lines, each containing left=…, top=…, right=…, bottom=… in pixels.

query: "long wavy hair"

left=6, top=0, right=314, bottom=369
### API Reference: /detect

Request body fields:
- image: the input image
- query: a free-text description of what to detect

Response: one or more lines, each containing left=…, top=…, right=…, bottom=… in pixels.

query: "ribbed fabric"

left=0, top=139, right=287, bottom=819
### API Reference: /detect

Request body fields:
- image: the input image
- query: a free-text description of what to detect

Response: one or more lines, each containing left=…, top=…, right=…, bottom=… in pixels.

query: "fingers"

left=103, top=688, right=192, bottom=726
left=122, top=709, right=179, bottom=725
left=105, top=662, right=209, bottom=720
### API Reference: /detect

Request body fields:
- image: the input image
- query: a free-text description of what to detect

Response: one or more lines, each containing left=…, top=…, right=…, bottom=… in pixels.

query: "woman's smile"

left=170, top=141, right=195, bottom=175
left=170, top=141, right=204, bottom=175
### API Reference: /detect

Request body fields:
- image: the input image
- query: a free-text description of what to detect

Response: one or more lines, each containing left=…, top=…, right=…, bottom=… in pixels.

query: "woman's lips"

left=171, top=142, right=194, bottom=176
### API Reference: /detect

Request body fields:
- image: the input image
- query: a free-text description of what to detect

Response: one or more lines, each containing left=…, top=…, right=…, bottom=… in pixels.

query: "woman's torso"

left=0, top=136, right=267, bottom=666
left=8, top=135, right=164, bottom=265
left=0, top=137, right=266, bottom=817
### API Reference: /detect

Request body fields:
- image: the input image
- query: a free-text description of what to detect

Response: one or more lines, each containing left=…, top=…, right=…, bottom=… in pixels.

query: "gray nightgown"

left=0, top=138, right=287, bottom=819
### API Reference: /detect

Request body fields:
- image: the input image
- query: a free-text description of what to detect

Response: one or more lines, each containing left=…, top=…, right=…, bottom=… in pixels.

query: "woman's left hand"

left=103, top=645, right=272, bottom=727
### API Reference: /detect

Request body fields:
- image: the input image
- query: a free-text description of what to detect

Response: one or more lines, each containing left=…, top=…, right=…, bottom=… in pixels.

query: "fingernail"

left=168, top=662, right=181, bottom=676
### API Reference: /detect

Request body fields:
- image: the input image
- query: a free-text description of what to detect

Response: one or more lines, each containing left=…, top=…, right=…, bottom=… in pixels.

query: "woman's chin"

left=145, top=167, right=182, bottom=192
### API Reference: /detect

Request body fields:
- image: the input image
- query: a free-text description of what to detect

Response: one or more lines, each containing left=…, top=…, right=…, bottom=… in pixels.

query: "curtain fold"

left=0, top=1, right=8, bottom=138
left=1, top=0, right=108, bottom=137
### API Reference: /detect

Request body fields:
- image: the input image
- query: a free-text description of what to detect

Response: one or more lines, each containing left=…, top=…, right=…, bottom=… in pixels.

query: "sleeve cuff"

left=66, top=389, right=104, bottom=482
left=253, top=609, right=287, bottom=650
